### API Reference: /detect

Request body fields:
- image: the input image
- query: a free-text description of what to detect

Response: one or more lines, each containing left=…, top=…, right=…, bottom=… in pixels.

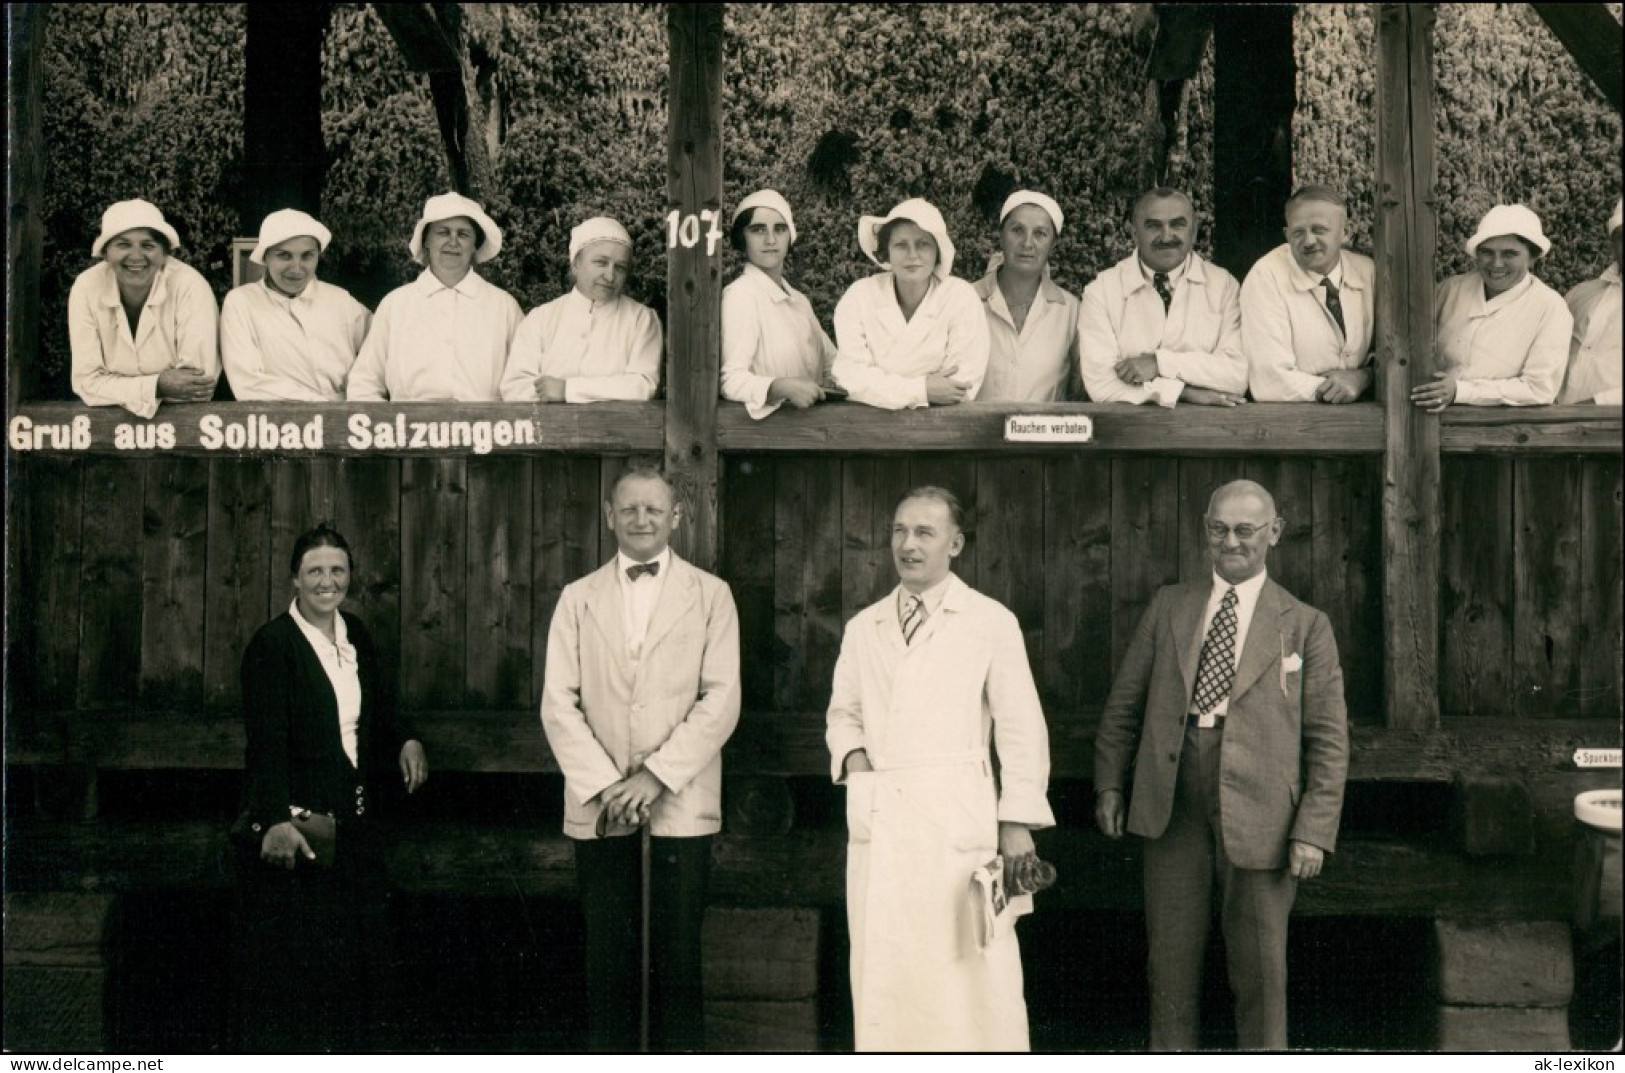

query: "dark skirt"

left=231, top=820, right=389, bottom=1052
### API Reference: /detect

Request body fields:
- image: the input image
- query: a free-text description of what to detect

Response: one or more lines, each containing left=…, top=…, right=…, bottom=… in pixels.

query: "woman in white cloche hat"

left=830, top=197, right=990, bottom=410
left=220, top=208, right=372, bottom=401
left=68, top=199, right=220, bottom=419
left=1414, top=203, right=1572, bottom=411
left=346, top=191, right=523, bottom=401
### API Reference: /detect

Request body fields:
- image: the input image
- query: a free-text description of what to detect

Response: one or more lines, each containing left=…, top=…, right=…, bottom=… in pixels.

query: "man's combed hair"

left=608, top=458, right=674, bottom=501
left=897, top=485, right=966, bottom=532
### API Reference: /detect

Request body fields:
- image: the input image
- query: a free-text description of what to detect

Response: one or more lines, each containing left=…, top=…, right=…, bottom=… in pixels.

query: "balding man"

left=1094, top=481, right=1349, bottom=1051
left=1078, top=187, right=1247, bottom=408
left=1243, top=186, right=1376, bottom=403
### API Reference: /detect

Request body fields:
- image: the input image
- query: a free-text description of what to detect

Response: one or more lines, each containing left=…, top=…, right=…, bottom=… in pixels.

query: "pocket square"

left=1281, top=652, right=1303, bottom=674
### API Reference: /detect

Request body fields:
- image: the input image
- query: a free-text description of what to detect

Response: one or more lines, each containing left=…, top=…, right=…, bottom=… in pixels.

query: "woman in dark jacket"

left=232, top=524, right=427, bottom=1051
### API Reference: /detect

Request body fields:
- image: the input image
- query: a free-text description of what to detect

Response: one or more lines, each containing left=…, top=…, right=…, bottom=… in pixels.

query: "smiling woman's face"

left=292, top=545, right=350, bottom=621
left=884, top=221, right=938, bottom=285
left=1474, top=235, right=1534, bottom=297
left=102, top=228, right=168, bottom=291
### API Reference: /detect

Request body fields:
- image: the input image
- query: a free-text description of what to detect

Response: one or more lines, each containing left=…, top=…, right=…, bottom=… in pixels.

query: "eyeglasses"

left=1205, top=521, right=1273, bottom=541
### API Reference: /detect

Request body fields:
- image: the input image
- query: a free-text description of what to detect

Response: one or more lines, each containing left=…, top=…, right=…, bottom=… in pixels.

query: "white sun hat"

left=250, top=209, right=333, bottom=264
left=91, top=199, right=181, bottom=257
left=568, top=216, right=634, bottom=262
left=1465, top=203, right=1551, bottom=258
left=408, top=192, right=503, bottom=264
left=858, top=197, right=956, bottom=280
left=998, top=190, right=1064, bottom=234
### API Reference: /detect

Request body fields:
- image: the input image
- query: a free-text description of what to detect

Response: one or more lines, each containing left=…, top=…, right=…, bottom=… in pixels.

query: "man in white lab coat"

left=826, top=486, right=1055, bottom=1051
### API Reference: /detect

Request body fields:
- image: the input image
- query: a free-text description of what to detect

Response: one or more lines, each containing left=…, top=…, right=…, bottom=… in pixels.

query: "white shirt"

left=720, top=264, right=838, bottom=418
left=501, top=288, right=662, bottom=402
left=831, top=273, right=991, bottom=410
left=1191, top=569, right=1269, bottom=722
left=616, top=546, right=672, bottom=660
left=897, top=572, right=954, bottom=636
left=220, top=279, right=371, bottom=401
left=1243, top=245, right=1376, bottom=401
left=1560, top=264, right=1622, bottom=405
left=1433, top=272, right=1572, bottom=406
left=288, top=599, right=361, bottom=767
left=68, top=259, right=220, bottom=420
left=346, top=269, right=523, bottom=401
left=1078, top=252, right=1245, bottom=407
left=974, top=266, right=1081, bottom=402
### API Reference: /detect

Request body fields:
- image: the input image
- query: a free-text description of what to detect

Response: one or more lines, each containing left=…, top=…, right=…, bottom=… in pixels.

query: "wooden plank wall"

left=10, top=453, right=1619, bottom=732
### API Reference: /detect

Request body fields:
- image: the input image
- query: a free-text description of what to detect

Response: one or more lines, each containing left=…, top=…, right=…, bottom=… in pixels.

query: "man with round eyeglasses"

left=1093, top=479, right=1349, bottom=1051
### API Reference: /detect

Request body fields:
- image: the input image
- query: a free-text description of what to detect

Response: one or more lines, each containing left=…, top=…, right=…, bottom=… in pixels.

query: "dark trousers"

left=573, top=832, right=712, bottom=1052
left=1143, top=725, right=1298, bottom=1051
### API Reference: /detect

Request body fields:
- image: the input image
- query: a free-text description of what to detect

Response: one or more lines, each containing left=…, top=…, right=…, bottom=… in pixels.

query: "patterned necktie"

left=901, top=593, right=926, bottom=645
left=1320, top=277, right=1346, bottom=336
left=1191, top=587, right=1239, bottom=715
left=626, top=560, right=660, bottom=581
left=1153, top=272, right=1173, bottom=312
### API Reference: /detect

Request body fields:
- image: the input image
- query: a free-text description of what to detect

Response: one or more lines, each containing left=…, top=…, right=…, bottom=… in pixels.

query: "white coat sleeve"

left=539, top=585, right=627, bottom=808
left=1596, top=387, right=1623, bottom=405
left=1156, top=275, right=1247, bottom=394
left=825, top=618, right=868, bottom=784
left=1077, top=282, right=1177, bottom=407
left=1242, top=270, right=1325, bottom=402
left=987, top=608, right=1054, bottom=828
left=563, top=307, right=662, bottom=403
left=220, top=291, right=321, bottom=401
left=1452, top=299, right=1573, bottom=406
left=720, top=284, right=781, bottom=418
left=172, top=266, right=221, bottom=381
left=345, top=293, right=393, bottom=401
left=944, top=279, right=990, bottom=400
left=68, top=275, right=160, bottom=419
left=642, top=580, right=742, bottom=795
left=831, top=284, right=929, bottom=410
left=500, top=308, right=546, bottom=402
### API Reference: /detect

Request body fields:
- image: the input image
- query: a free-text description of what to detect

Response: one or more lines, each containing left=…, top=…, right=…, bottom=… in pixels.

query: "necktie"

left=1320, top=277, right=1346, bottom=336
left=1153, top=272, right=1173, bottom=312
left=626, top=560, right=660, bottom=581
left=901, top=594, right=926, bottom=645
left=1191, top=587, right=1239, bottom=715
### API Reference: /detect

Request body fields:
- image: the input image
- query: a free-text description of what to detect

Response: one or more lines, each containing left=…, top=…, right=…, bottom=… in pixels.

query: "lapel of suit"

left=1231, top=579, right=1289, bottom=703
left=905, top=574, right=961, bottom=651
left=642, top=554, right=699, bottom=653
left=873, top=586, right=907, bottom=660
left=1172, top=582, right=1207, bottom=697
left=584, top=561, right=632, bottom=675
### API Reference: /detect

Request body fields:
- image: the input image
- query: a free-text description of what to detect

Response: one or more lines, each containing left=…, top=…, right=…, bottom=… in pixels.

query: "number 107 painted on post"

left=666, top=209, right=724, bottom=256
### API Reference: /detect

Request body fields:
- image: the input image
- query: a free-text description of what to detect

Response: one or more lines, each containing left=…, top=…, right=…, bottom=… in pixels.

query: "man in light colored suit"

left=1078, top=187, right=1247, bottom=408
left=1094, top=479, right=1348, bottom=1051
left=827, top=486, right=1054, bottom=1051
left=1243, top=186, right=1376, bottom=403
left=541, top=462, right=741, bottom=1052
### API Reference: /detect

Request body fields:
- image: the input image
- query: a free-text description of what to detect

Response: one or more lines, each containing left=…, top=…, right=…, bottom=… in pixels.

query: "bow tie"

left=626, top=560, right=660, bottom=581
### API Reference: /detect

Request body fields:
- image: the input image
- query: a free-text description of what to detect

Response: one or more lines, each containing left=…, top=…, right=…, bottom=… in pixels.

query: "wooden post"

left=243, top=3, right=329, bottom=228
left=1374, top=3, right=1440, bottom=730
left=664, top=4, right=724, bottom=571
left=7, top=2, right=47, bottom=408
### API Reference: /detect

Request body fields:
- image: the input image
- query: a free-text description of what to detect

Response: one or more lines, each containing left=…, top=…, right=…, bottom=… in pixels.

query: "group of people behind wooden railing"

left=68, top=188, right=1621, bottom=421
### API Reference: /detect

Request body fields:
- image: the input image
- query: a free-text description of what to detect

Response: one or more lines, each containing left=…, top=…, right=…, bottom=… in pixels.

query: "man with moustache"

left=1094, top=480, right=1348, bottom=1051
left=827, top=487, right=1054, bottom=1051
left=1078, top=187, right=1247, bottom=407
left=541, top=463, right=741, bottom=1051
left=1243, top=186, right=1376, bottom=403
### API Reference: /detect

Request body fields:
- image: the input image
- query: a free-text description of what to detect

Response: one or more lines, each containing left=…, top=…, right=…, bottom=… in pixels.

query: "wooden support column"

left=1374, top=3, right=1440, bottom=730
left=6, top=2, right=47, bottom=408
left=664, top=4, right=724, bottom=571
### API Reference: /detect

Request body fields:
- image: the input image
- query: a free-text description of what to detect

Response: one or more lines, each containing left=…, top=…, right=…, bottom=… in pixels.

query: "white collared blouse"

left=720, top=264, right=838, bottom=418
left=345, top=269, right=523, bottom=401
left=68, top=259, right=220, bottom=420
left=501, top=288, right=663, bottom=403
left=1559, top=265, right=1621, bottom=405
left=221, top=279, right=371, bottom=401
left=1433, top=271, right=1571, bottom=406
left=973, top=266, right=1080, bottom=403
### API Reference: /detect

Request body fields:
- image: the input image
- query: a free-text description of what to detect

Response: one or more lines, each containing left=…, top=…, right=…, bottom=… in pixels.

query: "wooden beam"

left=718, top=402, right=1386, bottom=454
left=663, top=4, right=724, bottom=571
left=1530, top=3, right=1623, bottom=112
left=6, top=2, right=47, bottom=410
left=1439, top=406, right=1623, bottom=453
left=1375, top=4, right=1441, bottom=731
left=3, top=402, right=664, bottom=456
